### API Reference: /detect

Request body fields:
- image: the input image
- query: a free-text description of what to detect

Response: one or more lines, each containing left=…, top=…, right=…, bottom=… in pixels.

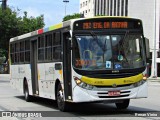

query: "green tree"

left=18, top=11, right=44, bottom=34
left=63, top=13, right=82, bottom=22
left=0, top=6, right=45, bottom=60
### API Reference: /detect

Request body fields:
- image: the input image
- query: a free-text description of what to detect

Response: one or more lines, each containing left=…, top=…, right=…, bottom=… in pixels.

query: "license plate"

left=108, top=91, right=120, bottom=96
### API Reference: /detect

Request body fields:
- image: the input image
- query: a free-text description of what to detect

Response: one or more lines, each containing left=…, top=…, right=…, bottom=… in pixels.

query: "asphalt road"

left=0, top=74, right=160, bottom=120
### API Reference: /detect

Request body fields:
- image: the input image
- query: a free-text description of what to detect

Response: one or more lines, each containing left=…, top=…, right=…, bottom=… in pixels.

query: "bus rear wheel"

left=56, top=84, right=69, bottom=112
left=115, top=99, right=130, bottom=109
left=24, top=81, right=32, bottom=102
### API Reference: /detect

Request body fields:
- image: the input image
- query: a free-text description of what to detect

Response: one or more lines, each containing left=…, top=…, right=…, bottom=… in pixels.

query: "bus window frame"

left=45, top=33, right=53, bottom=61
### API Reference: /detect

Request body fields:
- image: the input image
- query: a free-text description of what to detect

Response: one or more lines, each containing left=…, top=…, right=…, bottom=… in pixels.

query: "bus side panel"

left=38, top=63, right=55, bottom=99
left=10, top=64, right=33, bottom=95
left=10, top=65, right=16, bottom=89
left=44, top=62, right=58, bottom=99
left=18, top=65, right=25, bottom=93
left=10, top=65, right=20, bottom=90
left=136, top=82, right=148, bottom=98
left=10, top=65, right=24, bottom=94
left=38, top=62, right=62, bottom=100
left=37, top=63, right=45, bottom=97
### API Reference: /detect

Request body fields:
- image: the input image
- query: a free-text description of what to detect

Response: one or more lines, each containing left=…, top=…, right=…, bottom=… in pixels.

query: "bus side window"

left=53, top=46, right=61, bottom=61
left=55, top=32, right=61, bottom=45
left=52, top=32, right=62, bottom=61
left=45, top=34, right=52, bottom=61
left=10, top=43, right=15, bottom=64
left=15, top=42, right=20, bottom=63
left=20, top=41, right=25, bottom=63
left=38, top=36, right=45, bottom=61
left=25, top=40, right=30, bottom=63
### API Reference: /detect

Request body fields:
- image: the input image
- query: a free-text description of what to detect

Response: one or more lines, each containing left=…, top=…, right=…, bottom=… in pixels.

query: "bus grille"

left=97, top=91, right=130, bottom=98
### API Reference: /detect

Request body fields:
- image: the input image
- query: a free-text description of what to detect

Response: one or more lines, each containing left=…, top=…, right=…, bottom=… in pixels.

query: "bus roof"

left=10, top=16, right=140, bottom=43
left=10, top=19, right=74, bottom=43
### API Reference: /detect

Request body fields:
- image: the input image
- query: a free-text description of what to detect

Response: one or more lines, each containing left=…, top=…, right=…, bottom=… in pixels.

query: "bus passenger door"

left=62, top=31, right=72, bottom=101
left=30, top=39, right=39, bottom=95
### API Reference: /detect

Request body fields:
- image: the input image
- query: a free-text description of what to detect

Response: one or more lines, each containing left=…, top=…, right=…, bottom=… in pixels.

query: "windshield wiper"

left=90, top=31, right=108, bottom=52
left=120, top=31, right=129, bottom=49
left=90, top=31, right=109, bottom=63
left=90, top=31, right=99, bottom=43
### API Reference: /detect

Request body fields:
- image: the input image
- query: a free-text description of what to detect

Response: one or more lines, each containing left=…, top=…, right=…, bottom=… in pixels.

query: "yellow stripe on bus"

left=81, top=74, right=143, bottom=86
left=49, top=23, right=62, bottom=31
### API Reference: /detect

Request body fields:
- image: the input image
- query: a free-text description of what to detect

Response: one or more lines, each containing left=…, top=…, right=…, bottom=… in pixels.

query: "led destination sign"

left=73, top=18, right=142, bottom=30
left=83, top=22, right=128, bottom=29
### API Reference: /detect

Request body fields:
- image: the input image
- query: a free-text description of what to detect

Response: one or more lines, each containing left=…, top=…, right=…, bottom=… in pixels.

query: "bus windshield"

left=73, top=33, right=145, bottom=70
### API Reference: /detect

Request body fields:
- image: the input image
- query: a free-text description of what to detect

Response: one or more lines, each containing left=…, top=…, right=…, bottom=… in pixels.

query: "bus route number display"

left=83, top=22, right=128, bottom=29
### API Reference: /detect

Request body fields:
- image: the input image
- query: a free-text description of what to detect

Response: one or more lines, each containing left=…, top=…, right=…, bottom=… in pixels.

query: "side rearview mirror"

left=55, top=63, right=62, bottom=70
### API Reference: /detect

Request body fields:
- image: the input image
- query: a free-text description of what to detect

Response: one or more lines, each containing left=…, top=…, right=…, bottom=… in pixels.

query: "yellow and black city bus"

left=10, top=16, right=150, bottom=111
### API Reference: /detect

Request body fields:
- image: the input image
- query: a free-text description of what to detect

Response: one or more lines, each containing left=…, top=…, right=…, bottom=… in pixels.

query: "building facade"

left=80, top=0, right=129, bottom=17
left=80, top=0, right=94, bottom=17
left=79, top=0, right=160, bottom=78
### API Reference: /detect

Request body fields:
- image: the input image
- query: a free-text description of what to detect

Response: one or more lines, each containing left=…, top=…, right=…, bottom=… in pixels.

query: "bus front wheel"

left=115, top=99, right=130, bottom=109
left=56, top=84, right=69, bottom=112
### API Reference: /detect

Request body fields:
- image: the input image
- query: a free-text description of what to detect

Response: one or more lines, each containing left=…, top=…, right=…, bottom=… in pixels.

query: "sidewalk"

left=0, top=74, right=10, bottom=81
left=148, top=77, right=160, bottom=82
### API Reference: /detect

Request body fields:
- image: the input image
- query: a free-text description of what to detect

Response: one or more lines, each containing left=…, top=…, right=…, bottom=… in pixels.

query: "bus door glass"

left=30, top=38, right=39, bottom=95
left=62, top=31, right=72, bottom=100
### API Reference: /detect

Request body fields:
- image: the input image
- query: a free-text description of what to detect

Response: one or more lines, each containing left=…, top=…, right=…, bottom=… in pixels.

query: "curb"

left=0, top=74, right=10, bottom=76
left=0, top=74, right=10, bottom=81
left=148, top=77, right=160, bottom=81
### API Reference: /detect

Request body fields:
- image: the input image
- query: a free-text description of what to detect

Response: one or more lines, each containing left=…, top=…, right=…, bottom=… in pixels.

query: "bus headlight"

left=73, top=76, right=94, bottom=90
left=133, top=74, right=147, bottom=87
left=133, top=80, right=146, bottom=87
left=143, top=75, right=147, bottom=80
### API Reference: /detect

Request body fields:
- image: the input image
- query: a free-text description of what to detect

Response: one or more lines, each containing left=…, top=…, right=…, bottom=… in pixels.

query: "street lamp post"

left=153, top=0, right=157, bottom=78
left=63, top=0, right=69, bottom=16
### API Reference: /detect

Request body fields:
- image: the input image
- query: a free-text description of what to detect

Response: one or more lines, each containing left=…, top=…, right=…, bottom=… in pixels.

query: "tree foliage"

left=0, top=6, right=45, bottom=59
left=63, top=13, right=82, bottom=22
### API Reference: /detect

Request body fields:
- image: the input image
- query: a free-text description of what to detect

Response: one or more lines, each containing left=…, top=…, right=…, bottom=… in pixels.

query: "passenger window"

left=20, top=41, right=25, bottom=62
left=45, top=34, right=52, bottom=61
left=25, top=40, right=30, bottom=62
left=38, top=36, right=45, bottom=61
left=10, top=44, right=15, bottom=64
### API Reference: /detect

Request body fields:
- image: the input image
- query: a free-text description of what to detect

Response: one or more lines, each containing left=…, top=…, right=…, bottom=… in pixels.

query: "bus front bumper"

left=72, top=82, right=148, bottom=103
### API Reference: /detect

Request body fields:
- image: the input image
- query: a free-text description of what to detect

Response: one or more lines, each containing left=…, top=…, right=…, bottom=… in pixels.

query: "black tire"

left=115, top=99, right=130, bottom=109
left=24, top=81, right=32, bottom=102
left=56, top=84, right=70, bottom=112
